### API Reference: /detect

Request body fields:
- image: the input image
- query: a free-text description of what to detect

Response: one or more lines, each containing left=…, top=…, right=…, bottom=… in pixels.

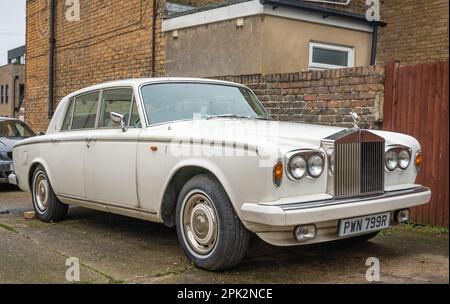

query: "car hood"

left=156, top=119, right=418, bottom=153
left=0, top=137, right=24, bottom=151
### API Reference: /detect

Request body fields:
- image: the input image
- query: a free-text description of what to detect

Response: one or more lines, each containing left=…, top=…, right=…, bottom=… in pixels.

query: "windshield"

left=0, top=121, right=35, bottom=139
left=140, top=83, right=270, bottom=125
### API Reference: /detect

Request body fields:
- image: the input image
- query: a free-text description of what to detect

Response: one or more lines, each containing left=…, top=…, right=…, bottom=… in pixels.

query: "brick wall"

left=0, top=64, right=25, bottom=118
left=377, top=0, right=449, bottom=65
left=25, top=0, right=387, bottom=132
left=25, top=0, right=167, bottom=132
left=215, top=65, right=385, bottom=129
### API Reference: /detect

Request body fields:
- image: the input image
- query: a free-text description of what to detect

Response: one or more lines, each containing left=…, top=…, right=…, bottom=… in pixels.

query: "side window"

left=99, top=88, right=133, bottom=128
left=61, top=99, right=74, bottom=131
left=129, top=98, right=142, bottom=128
left=71, top=91, right=99, bottom=130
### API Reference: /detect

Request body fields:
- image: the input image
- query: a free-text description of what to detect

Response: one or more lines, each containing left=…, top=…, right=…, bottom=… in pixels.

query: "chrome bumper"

left=241, top=186, right=431, bottom=226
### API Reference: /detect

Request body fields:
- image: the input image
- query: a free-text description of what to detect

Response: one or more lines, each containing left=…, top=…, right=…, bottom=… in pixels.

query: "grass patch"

left=401, top=223, right=449, bottom=234
left=153, top=264, right=196, bottom=278
left=0, top=222, right=18, bottom=233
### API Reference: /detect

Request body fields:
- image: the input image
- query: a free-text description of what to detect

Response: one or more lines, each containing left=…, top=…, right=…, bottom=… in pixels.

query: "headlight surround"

left=385, top=146, right=412, bottom=171
left=286, top=150, right=325, bottom=180
left=385, top=149, right=399, bottom=171
left=398, top=149, right=411, bottom=169
left=308, top=154, right=324, bottom=178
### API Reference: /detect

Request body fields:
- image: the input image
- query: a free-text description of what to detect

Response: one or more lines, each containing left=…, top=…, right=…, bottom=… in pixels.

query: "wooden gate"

left=384, top=61, right=449, bottom=227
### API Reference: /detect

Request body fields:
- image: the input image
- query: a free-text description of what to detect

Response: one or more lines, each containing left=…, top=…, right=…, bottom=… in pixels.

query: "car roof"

left=63, top=77, right=248, bottom=100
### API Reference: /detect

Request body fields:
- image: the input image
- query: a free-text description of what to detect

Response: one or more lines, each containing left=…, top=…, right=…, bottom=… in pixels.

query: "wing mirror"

left=110, top=112, right=127, bottom=132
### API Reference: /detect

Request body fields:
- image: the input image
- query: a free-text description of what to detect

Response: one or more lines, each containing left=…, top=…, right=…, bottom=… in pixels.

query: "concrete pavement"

left=0, top=185, right=448, bottom=284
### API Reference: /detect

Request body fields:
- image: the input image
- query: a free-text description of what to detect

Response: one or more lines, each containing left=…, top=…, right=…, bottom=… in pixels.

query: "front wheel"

left=31, top=165, right=68, bottom=222
left=176, top=174, right=250, bottom=271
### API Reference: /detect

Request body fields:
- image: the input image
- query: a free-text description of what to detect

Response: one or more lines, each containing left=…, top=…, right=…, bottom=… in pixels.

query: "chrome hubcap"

left=34, top=173, right=49, bottom=213
left=182, top=192, right=218, bottom=255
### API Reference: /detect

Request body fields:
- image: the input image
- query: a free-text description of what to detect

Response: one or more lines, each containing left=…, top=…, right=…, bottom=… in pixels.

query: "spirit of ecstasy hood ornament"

left=350, top=111, right=360, bottom=129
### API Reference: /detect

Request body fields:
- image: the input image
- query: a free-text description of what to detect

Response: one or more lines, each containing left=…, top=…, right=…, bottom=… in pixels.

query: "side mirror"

left=110, top=112, right=127, bottom=132
left=37, top=132, right=46, bottom=136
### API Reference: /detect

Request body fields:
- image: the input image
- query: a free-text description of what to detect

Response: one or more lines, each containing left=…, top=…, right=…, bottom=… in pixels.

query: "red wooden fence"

left=384, top=61, right=449, bottom=227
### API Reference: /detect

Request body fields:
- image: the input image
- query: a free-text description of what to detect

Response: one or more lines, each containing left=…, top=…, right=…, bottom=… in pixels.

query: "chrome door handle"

left=50, top=139, right=60, bottom=143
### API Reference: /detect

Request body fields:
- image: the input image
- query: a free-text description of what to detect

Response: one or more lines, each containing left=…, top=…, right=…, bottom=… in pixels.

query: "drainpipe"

left=151, top=0, right=157, bottom=77
left=12, top=75, right=18, bottom=118
left=48, top=0, right=56, bottom=119
left=370, top=24, right=378, bottom=65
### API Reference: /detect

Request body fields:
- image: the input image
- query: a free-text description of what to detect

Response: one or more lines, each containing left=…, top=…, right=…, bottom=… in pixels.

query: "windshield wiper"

left=207, top=114, right=271, bottom=120
left=207, top=114, right=250, bottom=120
left=253, top=115, right=271, bottom=121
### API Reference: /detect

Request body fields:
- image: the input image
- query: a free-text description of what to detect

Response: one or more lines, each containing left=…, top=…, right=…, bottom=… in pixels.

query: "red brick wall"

left=215, top=65, right=385, bottom=129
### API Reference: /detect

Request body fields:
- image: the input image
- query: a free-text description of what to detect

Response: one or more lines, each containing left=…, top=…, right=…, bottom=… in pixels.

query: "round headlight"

left=289, top=156, right=307, bottom=179
left=385, top=150, right=398, bottom=171
left=308, top=154, right=324, bottom=178
left=398, top=149, right=411, bottom=169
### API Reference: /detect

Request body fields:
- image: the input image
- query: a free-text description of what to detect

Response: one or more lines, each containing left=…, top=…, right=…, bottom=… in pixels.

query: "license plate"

left=339, top=212, right=390, bottom=237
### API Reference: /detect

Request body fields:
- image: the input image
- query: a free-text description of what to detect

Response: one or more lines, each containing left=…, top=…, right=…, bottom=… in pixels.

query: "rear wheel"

left=31, top=165, right=68, bottom=222
left=176, top=174, right=250, bottom=271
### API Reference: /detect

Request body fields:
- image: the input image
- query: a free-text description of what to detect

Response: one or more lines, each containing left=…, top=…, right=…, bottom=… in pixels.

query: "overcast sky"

left=0, top=0, right=26, bottom=66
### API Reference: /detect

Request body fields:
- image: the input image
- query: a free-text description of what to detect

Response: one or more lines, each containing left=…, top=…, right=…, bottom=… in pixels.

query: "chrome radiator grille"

left=324, top=130, right=385, bottom=198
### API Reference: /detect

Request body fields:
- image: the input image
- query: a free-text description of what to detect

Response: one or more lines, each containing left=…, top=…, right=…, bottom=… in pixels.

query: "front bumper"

left=242, top=186, right=431, bottom=227
left=241, top=186, right=431, bottom=246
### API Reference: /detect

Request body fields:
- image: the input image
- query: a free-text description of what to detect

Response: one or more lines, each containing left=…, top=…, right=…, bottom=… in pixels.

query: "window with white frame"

left=309, top=42, right=355, bottom=70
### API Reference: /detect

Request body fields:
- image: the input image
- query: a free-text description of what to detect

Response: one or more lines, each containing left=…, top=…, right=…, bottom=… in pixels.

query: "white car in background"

left=10, top=78, right=431, bottom=270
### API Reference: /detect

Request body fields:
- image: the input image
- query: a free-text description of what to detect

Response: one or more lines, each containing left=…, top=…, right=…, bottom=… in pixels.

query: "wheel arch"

left=160, top=162, right=236, bottom=227
left=27, top=159, right=55, bottom=193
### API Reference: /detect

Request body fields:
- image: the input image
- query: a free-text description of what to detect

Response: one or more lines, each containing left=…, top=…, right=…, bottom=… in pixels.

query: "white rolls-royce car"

left=10, top=78, right=431, bottom=270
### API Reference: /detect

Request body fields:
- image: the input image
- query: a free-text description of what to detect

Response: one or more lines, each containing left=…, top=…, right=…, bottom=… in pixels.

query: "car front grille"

left=323, top=129, right=385, bottom=198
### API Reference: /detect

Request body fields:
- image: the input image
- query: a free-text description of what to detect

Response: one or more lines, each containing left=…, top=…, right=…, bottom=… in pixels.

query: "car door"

left=83, top=87, right=141, bottom=209
left=45, top=91, right=100, bottom=198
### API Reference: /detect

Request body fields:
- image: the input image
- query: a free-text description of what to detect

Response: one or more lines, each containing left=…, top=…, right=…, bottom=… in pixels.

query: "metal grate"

left=324, top=130, right=385, bottom=198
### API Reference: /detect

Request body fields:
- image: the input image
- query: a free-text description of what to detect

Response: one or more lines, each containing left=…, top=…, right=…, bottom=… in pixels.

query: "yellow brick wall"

left=377, top=0, right=449, bottom=65
left=25, top=0, right=167, bottom=131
